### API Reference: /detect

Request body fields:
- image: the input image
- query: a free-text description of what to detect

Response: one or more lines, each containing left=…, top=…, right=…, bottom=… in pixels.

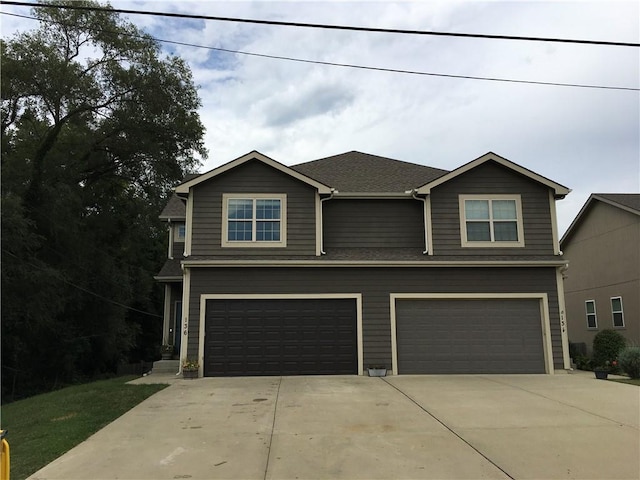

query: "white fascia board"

left=416, top=152, right=571, bottom=198
left=175, top=150, right=332, bottom=194
left=181, top=260, right=568, bottom=268
left=332, top=192, right=415, bottom=199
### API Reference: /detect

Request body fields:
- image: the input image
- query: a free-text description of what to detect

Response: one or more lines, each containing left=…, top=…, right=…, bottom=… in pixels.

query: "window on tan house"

left=611, top=296, right=625, bottom=328
left=585, top=300, right=597, bottom=329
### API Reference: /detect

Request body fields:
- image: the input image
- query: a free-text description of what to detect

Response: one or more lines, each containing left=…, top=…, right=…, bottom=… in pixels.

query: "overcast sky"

left=2, top=1, right=638, bottom=234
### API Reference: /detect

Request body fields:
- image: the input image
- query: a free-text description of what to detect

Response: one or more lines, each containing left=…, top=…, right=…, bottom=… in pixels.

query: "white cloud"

left=2, top=0, right=638, bottom=233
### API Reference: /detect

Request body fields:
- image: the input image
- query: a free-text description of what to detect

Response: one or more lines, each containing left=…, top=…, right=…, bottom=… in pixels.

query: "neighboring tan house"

left=155, top=150, right=572, bottom=377
left=561, top=194, right=640, bottom=353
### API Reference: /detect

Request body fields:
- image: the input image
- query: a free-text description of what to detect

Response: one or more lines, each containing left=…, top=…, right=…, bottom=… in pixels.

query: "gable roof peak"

left=174, top=150, right=332, bottom=194
left=416, top=151, right=571, bottom=198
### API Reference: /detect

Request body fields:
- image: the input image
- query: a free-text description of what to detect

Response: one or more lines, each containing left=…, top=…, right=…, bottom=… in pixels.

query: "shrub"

left=592, top=329, right=626, bottom=371
left=618, top=346, right=640, bottom=379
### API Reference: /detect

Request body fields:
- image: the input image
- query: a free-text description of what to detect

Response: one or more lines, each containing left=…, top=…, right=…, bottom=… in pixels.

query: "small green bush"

left=592, top=329, right=626, bottom=370
left=618, top=346, right=640, bottom=379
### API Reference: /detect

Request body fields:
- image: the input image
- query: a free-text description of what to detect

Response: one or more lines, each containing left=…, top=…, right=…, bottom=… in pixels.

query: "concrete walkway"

left=28, top=372, right=639, bottom=480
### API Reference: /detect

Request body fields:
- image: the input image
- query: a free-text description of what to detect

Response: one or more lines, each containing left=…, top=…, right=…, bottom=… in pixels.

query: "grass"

left=610, top=378, right=640, bottom=386
left=1, top=376, right=168, bottom=480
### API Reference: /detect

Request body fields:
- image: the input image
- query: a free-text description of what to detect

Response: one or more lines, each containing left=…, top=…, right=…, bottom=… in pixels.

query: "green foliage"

left=1, top=376, right=168, bottom=479
left=618, top=346, right=640, bottom=379
left=1, top=0, right=206, bottom=399
left=592, top=329, right=627, bottom=371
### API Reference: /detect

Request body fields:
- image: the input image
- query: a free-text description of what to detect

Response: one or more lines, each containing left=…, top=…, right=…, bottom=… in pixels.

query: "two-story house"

left=561, top=194, right=640, bottom=353
left=155, top=150, right=571, bottom=377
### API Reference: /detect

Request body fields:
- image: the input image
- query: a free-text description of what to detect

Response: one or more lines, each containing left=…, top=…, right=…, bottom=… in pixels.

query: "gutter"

left=181, top=259, right=569, bottom=268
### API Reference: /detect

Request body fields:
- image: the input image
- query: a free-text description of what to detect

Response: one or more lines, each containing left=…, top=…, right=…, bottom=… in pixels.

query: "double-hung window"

left=611, top=296, right=625, bottom=328
left=174, top=223, right=186, bottom=242
left=222, top=194, right=286, bottom=247
left=585, top=300, right=597, bottom=329
left=459, top=195, right=524, bottom=247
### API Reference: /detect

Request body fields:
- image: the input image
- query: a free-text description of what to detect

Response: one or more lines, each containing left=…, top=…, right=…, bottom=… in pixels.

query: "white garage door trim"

left=199, top=293, right=364, bottom=375
left=390, top=293, right=554, bottom=375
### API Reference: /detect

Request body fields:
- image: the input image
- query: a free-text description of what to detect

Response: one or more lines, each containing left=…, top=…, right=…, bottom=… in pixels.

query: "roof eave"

left=561, top=193, right=640, bottom=247
left=416, top=152, right=571, bottom=197
left=332, top=191, right=415, bottom=198
left=175, top=150, right=333, bottom=194
left=182, top=259, right=568, bottom=268
left=153, top=275, right=183, bottom=282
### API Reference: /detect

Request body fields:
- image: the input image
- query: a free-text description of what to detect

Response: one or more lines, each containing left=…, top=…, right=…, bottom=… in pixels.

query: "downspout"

left=319, top=189, right=335, bottom=255
left=167, top=219, right=173, bottom=260
left=411, top=190, right=429, bottom=254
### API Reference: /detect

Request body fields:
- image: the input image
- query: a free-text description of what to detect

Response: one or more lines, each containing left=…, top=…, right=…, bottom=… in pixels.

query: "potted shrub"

left=368, top=365, right=387, bottom=377
left=160, top=344, right=173, bottom=360
left=182, top=359, right=199, bottom=379
left=593, top=360, right=617, bottom=380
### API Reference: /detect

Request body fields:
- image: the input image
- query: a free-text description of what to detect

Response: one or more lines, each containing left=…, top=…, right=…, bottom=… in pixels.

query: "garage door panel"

left=205, top=298, right=357, bottom=376
left=397, top=298, right=545, bottom=374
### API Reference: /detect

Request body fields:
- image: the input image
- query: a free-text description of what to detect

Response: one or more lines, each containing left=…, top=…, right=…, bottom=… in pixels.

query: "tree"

left=1, top=0, right=207, bottom=399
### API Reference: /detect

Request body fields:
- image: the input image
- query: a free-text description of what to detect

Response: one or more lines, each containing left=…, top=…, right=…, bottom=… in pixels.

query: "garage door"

left=204, top=298, right=357, bottom=376
left=396, top=298, right=545, bottom=374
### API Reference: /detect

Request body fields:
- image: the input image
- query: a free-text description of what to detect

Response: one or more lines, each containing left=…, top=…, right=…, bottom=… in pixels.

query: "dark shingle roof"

left=291, top=151, right=448, bottom=193
left=595, top=193, right=640, bottom=214
left=159, top=195, right=186, bottom=220
left=155, top=258, right=183, bottom=279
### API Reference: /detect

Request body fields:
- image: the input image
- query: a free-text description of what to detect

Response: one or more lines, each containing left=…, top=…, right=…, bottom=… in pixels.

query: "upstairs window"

left=611, top=297, right=625, bottom=328
left=174, top=223, right=186, bottom=242
left=585, top=300, right=597, bottom=329
left=459, top=195, right=524, bottom=247
left=222, top=194, right=286, bottom=247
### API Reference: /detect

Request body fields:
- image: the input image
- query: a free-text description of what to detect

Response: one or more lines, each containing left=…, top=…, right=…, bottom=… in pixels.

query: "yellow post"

left=0, top=429, right=9, bottom=480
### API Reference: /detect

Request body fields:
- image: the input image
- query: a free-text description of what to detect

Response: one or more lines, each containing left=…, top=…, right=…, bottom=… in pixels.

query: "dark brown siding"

left=323, top=199, right=424, bottom=249
left=186, top=266, right=563, bottom=371
left=430, top=161, right=555, bottom=256
left=190, top=160, right=317, bottom=256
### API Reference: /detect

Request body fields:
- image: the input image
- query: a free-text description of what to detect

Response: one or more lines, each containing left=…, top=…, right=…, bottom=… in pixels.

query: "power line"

left=2, top=248, right=163, bottom=318
left=2, top=11, right=638, bottom=92
left=1, top=0, right=638, bottom=48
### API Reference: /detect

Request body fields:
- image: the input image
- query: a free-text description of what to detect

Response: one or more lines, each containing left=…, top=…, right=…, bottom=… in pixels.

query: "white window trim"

left=610, top=296, right=625, bottom=328
left=585, top=299, right=598, bottom=329
left=221, top=193, right=287, bottom=248
left=459, top=194, right=525, bottom=248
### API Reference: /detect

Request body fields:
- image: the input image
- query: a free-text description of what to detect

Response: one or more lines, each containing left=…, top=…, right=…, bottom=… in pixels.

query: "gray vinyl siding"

left=430, top=161, right=555, bottom=256
left=323, top=199, right=424, bottom=249
left=172, top=240, right=185, bottom=259
left=190, top=160, right=317, bottom=256
left=186, top=266, right=562, bottom=371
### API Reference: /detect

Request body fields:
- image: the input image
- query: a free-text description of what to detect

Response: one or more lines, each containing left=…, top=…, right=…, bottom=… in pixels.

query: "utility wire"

left=3, top=11, right=638, bottom=92
left=1, top=0, right=639, bottom=48
left=2, top=248, right=163, bottom=318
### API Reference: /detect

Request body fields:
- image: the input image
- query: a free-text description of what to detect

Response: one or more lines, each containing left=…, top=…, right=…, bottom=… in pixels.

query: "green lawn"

left=610, top=378, right=640, bottom=386
left=1, top=376, right=168, bottom=480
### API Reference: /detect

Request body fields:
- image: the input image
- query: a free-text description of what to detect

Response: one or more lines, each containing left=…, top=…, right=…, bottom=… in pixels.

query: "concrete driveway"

left=29, top=372, right=639, bottom=480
